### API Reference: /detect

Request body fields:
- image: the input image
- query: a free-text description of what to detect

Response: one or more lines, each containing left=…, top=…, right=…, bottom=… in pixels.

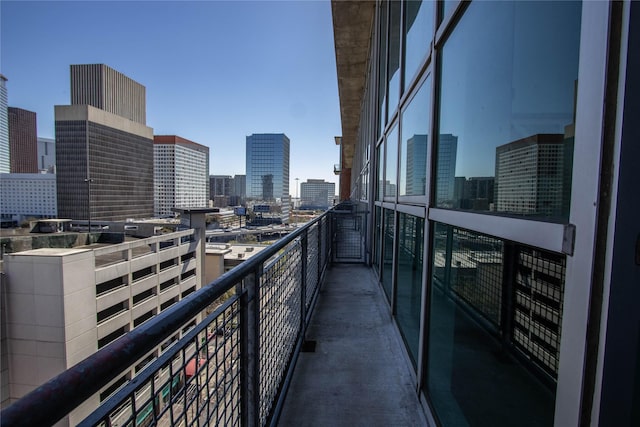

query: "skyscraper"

left=8, top=107, right=38, bottom=173
left=435, top=134, right=458, bottom=207
left=246, top=133, right=290, bottom=221
left=154, top=135, right=209, bottom=217
left=55, top=64, right=154, bottom=222
left=0, top=74, right=9, bottom=173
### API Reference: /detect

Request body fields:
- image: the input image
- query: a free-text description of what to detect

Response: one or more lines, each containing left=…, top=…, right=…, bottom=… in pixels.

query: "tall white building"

left=300, top=179, right=335, bottom=209
left=154, top=135, right=209, bottom=217
left=0, top=74, right=9, bottom=173
left=0, top=173, right=57, bottom=223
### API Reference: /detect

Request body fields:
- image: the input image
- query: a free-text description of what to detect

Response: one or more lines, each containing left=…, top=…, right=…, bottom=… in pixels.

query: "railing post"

left=300, top=230, right=308, bottom=328
left=240, top=266, right=261, bottom=427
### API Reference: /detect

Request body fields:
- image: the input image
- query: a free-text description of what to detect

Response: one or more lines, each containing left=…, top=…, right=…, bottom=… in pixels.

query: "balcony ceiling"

left=331, top=0, right=375, bottom=170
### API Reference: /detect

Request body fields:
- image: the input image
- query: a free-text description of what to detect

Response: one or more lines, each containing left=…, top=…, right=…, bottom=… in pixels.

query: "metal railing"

left=0, top=204, right=368, bottom=427
left=0, top=218, right=309, bottom=426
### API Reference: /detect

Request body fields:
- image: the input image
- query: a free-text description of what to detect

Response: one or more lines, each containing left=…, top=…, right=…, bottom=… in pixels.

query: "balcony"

left=0, top=203, right=426, bottom=426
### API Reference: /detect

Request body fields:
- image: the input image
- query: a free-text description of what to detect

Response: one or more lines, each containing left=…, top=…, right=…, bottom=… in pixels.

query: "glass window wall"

left=434, top=1, right=581, bottom=222
left=426, top=223, right=565, bottom=426
left=385, top=124, right=399, bottom=199
left=400, top=75, right=431, bottom=197
left=381, top=208, right=395, bottom=302
left=403, top=1, right=434, bottom=91
left=396, top=212, right=424, bottom=367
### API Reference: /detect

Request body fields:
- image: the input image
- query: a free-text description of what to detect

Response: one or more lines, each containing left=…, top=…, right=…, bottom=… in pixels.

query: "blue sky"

left=1, top=0, right=341, bottom=195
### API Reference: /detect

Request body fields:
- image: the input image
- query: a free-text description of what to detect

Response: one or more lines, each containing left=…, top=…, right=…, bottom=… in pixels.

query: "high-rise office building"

left=154, top=135, right=209, bottom=217
left=8, top=107, right=38, bottom=173
left=435, top=134, right=457, bottom=207
left=70, top=64, right=146, bottom=125
left=37, top=137, right=55, bottom=173
left=300, top=179, right=335, bottom=209
left=246, top=133, right=290, bottom=222
left=209, top=175, right=234, bottom=199
left=233, top=174, right=246, bottom=206
left=0, top=74, right=8, bottom=173
left=495, top=133, right=570, bottom=218
left=55, top=64, right=154, bottom=222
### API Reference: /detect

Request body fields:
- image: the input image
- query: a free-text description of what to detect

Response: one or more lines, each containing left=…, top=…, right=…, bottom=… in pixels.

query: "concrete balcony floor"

left=278, top=264, right=428, bottom=426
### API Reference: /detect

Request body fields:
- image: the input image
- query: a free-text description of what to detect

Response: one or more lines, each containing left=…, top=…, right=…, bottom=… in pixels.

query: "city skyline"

left=0, top=0, right=341, bottom=195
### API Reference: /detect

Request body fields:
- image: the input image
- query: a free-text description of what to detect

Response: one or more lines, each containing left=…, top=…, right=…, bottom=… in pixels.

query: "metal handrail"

left=0, top=211, right=334, bottom=427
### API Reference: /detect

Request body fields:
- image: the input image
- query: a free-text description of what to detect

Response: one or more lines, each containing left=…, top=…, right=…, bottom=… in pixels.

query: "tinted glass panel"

left=385, top=125, right=398, bottom=198
left=427, top=223, right=566, bottom=426
left=396, top=213, right=424, bottom=367
left=388, top=0, right=402, bottom=115
left=378, top=1, right=388, bottom=137
left=404, top=1, right=434, bottom=90
left=400, top=75, right=431, bottom=197
left=377, top=144, right=384, bottom=201
left=434, top=1, right=581, bottom=222
left=381, top=208, right=394, bottom=301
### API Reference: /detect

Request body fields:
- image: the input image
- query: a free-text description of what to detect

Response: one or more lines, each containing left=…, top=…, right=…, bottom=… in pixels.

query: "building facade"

left=0, top=75, right=9, bottom=173
left=0, top=173, right=57, bottom=223
left=8, top=107, right=38, bottom=173
left=55, top=65, right=154, bottom=222
left=154, top=135, right=209, bottom=217
left=70, top=64, right=146, bottom=125
left=332, top=1, right=639, bottom=426
left=245, top=133, right=290, bottom=222
left=37, top=137, right=55, bottom=173
left=2, top=229, right=203, bottom=423
left=209, top=175, right=234, bottom=200
left=300, top=179, right=335, bottom=209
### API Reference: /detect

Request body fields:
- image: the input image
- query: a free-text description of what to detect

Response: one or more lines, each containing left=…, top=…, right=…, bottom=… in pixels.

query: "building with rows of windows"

left=332, top=0, right=639, bottom=425
left=154, top=135, right=209, bottom=218
left=55, top=64, right=154, bottom=222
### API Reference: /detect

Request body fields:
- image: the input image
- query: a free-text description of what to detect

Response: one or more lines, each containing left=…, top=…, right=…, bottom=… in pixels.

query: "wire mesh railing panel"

left=258, top=240, right=303, bottom=426
left=450, top=228, right=504, bottom=328
left=319, top=215, right=328, bottom=269
left=305, top=223, right=320, bottom=309
left=85, top=297, right=242, bottom=427
left=332, top=212, right=365, bottom=262
left=513, top=246, right=565, bottom=378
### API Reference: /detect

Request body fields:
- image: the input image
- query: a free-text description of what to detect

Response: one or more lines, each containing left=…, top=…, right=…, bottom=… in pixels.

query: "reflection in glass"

left=385, top=125, right=398, bottom=198
left=404, top=1, right=434, bottom=91
left=435, top=1, right=581, bottom=221
left=378, top=1, right=388, bottom=137
left=427, top=223, right=566, bottom=426
left=396, top=213, right=424, bottom=367
left=388, top=0, right=401, bottom=117
left=400, top=75, right=431, bottom=197
left=381, top=208, right=394, bottom=302
left=373, top=205, right=382, bottom=275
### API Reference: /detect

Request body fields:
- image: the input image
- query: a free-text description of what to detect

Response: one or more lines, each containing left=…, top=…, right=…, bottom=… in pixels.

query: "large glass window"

left=427, top=223, right=566, bottom=426
left=396, top=213, right=424, bottom=367
left=378, top=1, right=388, bottom=137
left=373, top=205, right=382, bottom=275
left=434, top=1, right=581, bottom=222
left=387, top=0, right=402, bottom=115
left=400, top=75, right=431, bottom=197
left=403, top=1, right=434, bottom=91
left=381, top=208, right=395, bottom=301
left=385, top=125, right=398, bottom=199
